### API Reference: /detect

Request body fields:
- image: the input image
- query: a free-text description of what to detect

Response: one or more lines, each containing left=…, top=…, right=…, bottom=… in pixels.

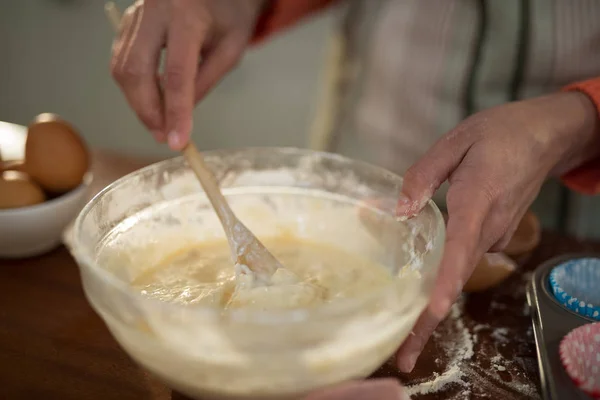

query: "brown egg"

left=463, top=252, right=517, bottom=293
left=0, top=171, right=46, bottom=209
left=25, top=113, right=89, bottom=193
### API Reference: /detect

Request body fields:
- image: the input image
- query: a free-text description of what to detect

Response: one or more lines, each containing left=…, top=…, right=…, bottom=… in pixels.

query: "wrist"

left=536, top=92, right=600, bottom=176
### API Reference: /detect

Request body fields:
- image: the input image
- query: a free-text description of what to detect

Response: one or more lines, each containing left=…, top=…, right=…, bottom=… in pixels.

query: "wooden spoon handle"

left=182, top=144, right=237, bottom=234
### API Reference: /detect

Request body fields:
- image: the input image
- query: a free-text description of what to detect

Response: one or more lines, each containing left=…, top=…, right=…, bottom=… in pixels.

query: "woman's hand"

left=394, top=91, right=600, bottom=373
left=111, top=0, right=266, bottom=149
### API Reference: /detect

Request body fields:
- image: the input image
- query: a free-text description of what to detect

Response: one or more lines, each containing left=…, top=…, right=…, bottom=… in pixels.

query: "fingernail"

left=168, top=131, right=184, bottom=150
left=398, top=352, right=418, bottom=373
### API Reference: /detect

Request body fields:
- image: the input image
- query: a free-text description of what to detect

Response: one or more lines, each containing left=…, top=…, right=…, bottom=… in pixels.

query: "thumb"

left=397, top=130, right=474, bottom=219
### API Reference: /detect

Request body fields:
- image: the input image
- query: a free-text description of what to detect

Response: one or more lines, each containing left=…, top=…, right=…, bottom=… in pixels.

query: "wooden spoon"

left=182, top=145, right=283, bottom=284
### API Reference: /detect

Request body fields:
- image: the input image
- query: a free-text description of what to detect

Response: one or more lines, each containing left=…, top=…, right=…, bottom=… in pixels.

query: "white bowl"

left=0, top=173, right=92, bottom=258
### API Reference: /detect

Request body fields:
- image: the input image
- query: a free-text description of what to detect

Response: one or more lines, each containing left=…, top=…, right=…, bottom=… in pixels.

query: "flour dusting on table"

left=404, top=295, right=540, bottom=399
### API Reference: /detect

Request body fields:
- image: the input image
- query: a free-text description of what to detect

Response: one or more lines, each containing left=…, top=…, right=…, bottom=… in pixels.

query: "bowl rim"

left=0, top=172, right=93, bottom=215
left=71, top=147, right=445, bottom=324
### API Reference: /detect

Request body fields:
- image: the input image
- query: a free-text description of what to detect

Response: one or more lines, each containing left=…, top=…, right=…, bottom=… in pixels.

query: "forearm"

left=252, top=0, right=341, bottom=44
left=546, top=92, right=600, bottom=176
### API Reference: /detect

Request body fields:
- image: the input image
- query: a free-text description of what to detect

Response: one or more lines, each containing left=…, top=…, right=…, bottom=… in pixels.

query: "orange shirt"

left=561, top=78, right=600, bottom=195
left=252, top=1, right=600, bottom=196
left=252, top=0, right=340, bottom=45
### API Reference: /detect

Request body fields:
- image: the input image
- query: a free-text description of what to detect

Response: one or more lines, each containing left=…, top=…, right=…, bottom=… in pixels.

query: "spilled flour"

left=405, top=298, right=473, bottom=396
left=406, top=364, right=466, bottom=395
left=404, top=295, right=540, bottom=399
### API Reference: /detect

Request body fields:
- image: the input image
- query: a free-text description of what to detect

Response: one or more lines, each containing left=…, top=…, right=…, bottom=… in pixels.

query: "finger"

left=194, top=34, right=246, bottom=102
left=303, top=379, right=409, bottom=400
left=487, top=183, right=540, bottom=253
left=395, top=308, right=439, bottom=373
left=112, top=4, right=167, bottom=141
left=488, top=205, right=527, bottom=252
left=498, top=209, right=541, bottom=256
left=431, top=184, right=492, bottom=318
left=396, top=183, right=491, bottom=373
left=397, top=122, right=479, bottom=219
left=164, top=4, right=207, bottom=150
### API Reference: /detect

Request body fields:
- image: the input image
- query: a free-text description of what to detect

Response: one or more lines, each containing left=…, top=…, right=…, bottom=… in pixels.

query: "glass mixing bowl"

left=72, top=147, right=445, bottom=400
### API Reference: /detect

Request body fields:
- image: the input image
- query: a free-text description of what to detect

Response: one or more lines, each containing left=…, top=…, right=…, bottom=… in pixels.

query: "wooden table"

left=1, top=151, right=599, bottom=400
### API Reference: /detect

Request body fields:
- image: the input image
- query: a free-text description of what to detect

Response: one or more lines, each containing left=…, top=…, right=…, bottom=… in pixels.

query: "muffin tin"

left=527, top=254, right=598, bottom=400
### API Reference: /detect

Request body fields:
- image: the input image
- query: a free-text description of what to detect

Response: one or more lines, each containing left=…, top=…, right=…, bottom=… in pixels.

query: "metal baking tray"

left=526, top=254, right=597, bottom=400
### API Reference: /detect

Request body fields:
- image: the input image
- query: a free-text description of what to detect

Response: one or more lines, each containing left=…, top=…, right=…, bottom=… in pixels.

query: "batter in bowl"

left=77, top=152, right=443, bottom=400
left=131, top=234, right=395, bottom=310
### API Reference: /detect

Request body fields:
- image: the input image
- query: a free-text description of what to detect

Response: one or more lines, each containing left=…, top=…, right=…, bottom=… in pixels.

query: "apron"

left=329, top=0, right=600, bottom=205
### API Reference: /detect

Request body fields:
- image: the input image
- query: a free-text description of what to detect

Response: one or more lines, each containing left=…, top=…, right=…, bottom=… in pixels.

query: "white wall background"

left=2, top=1, right=599, bottom=239
left=0, top=0, right=338, bottom=157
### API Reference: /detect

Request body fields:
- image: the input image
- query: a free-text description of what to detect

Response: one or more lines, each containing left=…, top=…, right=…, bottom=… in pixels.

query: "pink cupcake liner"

left=559, top=322, right=600, bottom=399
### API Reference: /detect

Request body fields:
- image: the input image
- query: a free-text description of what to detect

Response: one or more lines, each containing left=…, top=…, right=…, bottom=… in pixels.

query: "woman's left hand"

left=394, top=91, right=600, bottom=373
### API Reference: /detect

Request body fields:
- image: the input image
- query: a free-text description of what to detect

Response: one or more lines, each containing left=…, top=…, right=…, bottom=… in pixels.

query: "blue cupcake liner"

left=549, top=257, right=600, bottom=321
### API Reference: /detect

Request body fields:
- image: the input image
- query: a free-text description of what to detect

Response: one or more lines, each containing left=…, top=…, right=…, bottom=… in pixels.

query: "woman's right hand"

left=111, top=0, right=267, bottom=150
